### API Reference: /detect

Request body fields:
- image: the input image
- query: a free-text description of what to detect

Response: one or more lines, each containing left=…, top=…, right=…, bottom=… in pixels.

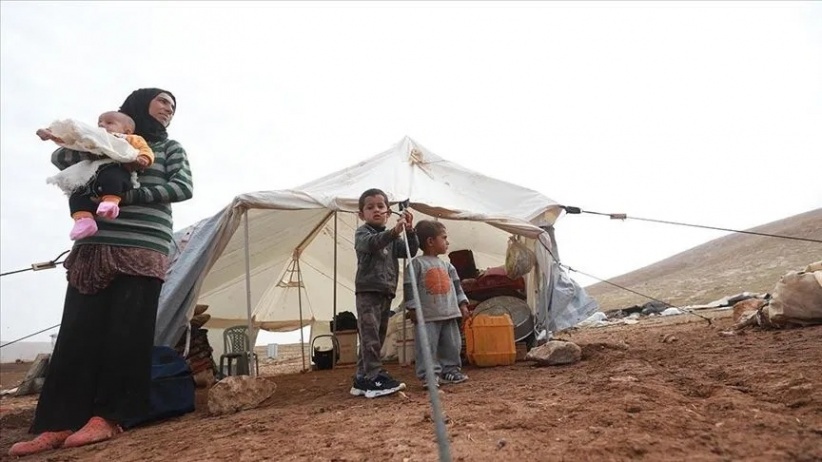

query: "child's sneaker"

left=440, top=371, right=469, bottom=384
left=377, top=370, right=406, bottom=391
left=364, top=371, right=405, bottom=399
left=69, top=217, right=98, bottom=240
left=349, top=376, right=368, bottom=397
left=419, top=375, right=441, bottom=389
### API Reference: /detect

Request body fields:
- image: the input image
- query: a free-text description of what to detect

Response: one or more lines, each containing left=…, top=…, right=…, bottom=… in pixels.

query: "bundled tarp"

left=766, top=261, right=822, bottom=327
left=733, top=261, right=822, bottom=330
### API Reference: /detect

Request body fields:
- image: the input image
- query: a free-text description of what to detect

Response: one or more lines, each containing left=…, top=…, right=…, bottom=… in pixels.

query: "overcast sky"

left=1, top=1, right=820, bottom=345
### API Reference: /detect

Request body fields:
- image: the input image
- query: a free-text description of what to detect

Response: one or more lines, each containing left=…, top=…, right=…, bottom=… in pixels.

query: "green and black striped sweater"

left=53, top=138, right=194, bottom=255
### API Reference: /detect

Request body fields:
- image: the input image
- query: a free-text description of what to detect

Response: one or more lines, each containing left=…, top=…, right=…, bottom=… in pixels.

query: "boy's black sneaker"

left=364, top=371, right=406, bottom=399
left=349, top=376, right=368, bottom=397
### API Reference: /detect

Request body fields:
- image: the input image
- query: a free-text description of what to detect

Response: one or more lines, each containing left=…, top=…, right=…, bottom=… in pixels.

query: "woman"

left=10, top=88, right=193, bottom=457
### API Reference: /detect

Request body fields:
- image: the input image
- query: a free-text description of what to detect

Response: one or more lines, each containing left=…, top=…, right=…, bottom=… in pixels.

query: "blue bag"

left=122, top=346, right=196, bottom=429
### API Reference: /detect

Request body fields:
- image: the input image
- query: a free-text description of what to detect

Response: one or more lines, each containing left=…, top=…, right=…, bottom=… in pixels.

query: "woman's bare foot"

left=8, top=430, right=73, bottom=457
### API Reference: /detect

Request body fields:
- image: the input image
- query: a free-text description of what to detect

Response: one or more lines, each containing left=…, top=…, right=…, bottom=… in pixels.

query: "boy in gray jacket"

left=349, top=188, right=419, bottom=398
left=404, top=220, right=470, bottom=387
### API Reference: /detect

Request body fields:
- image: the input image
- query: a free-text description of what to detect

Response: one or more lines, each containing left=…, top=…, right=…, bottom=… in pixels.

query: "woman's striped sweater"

left=53, top=138, right=193, bottom=255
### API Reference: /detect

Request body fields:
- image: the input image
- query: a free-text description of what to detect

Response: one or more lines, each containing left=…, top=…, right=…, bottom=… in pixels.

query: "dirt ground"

left=0, top=363, right=29, bottom=394
left=1, top=310, right=821, bottom=462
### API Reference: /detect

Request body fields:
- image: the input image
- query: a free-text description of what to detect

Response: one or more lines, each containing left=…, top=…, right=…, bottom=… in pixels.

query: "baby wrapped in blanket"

left=37, top=111, right=153, bottom=240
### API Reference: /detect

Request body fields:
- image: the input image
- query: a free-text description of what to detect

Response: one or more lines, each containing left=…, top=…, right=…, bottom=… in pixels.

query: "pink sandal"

left=8, top=430, right=72, bottom=457
left=62, top=416, right=122, bottom=448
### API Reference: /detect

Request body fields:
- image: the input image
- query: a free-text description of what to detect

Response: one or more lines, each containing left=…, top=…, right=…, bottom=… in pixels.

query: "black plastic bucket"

left=311, top=334, right=340, bottom=370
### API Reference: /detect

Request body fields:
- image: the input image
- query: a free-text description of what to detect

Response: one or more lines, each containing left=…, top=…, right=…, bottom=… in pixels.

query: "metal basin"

left=472, top=296, right=534, bottom=343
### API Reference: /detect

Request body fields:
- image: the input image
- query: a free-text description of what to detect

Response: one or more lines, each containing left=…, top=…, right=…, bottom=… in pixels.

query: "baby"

left=37, top=111, right=154, bottom=240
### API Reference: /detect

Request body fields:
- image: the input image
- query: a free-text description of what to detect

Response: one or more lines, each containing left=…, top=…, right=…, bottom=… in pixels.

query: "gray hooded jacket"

left=354, top=223, right=419, bottom=297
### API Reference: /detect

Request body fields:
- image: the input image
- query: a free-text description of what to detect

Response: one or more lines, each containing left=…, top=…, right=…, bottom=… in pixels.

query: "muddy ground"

left=1, top=310, right=821, bottom=461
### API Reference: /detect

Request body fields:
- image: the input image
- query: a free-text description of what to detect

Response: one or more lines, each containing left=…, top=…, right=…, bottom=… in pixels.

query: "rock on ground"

left=207, top=375, right=277, bottom=416
left=526, top=340, right=582, bottom=366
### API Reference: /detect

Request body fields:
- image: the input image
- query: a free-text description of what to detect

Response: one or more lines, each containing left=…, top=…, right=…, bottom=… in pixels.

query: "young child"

left=404, top=220, right=470, bottom=387
left=350, top=188, right=419, bottom=398
left=37, top=111, right=153, bottom=240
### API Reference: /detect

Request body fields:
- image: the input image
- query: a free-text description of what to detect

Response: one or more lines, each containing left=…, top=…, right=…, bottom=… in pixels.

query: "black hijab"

left=119, top=88, right=176, bottom=142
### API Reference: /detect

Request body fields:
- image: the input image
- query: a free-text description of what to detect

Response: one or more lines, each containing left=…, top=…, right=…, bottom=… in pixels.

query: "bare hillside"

left=587, top=208, right=822, bottom=311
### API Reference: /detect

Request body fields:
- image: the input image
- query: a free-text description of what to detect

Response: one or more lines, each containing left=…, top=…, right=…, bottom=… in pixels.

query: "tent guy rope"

left=0, top=324, right=61, bottom=349
left=561, top=206, right=822, bottom=244
left=0, top=250, right=70, bottom=277
left=559, top=263, right=713, bottom=325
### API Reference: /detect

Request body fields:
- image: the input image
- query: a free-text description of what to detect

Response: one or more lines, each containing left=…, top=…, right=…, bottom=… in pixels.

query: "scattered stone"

left=497, top=439, right=507, bottom=449
left=626, top=404, right=642, bottom=413
left=661, top=307, right=684, bottom=316
left=0, top=387, right=19, bottom=397
left=423, top=411, right=451, bottom=424
left=609, top=375, right=639, bottom=383
left=15, top=354, right=50, bottom=397
left=526, top=341, right=582, bottom=366
left=578, top=312, right=609, bottom=328
left=208, top=375, right=277, bottom=416
left=661, top=334, right=678, bottom=344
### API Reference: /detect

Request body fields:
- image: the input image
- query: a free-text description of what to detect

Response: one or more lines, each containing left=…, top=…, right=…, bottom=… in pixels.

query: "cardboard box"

left=397, top=339, right=415, bottom=365
left=335, top=330, right=358, bottom=365
left=515, top=342, right=528, bottom=362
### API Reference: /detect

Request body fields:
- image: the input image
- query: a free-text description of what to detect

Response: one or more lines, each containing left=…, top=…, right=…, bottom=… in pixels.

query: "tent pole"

left=296, top=258, right=307, bottom=372
left=333, top=211, right=338, bottom=334
left=401, top=258, right=407, bottom=365
left=294, top=211, right=335, bottom=257
left=243, top=210, right=256, bottom=378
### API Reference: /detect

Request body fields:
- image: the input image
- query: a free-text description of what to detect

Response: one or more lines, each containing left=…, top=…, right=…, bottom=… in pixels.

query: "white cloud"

left=2, top=1, right=820, bottom=343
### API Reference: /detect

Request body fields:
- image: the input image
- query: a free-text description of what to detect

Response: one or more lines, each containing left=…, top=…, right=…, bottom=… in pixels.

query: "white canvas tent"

left=155, top=137, right=598, bottom=367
